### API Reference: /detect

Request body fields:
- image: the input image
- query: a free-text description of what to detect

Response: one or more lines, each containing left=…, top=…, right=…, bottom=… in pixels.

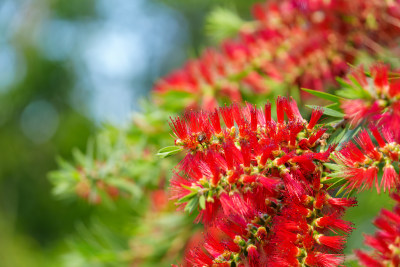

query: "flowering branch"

left=167, top=97, right=357, bottom=266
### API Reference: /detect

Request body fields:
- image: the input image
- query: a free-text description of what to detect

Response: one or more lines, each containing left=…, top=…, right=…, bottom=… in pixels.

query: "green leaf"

left=336, top=76, right=371, bottom=99
left=327, top=178, right=348, bottom=191
left=301, top=88, right=344, bottom=103
left=156, top=146, right=183, bottom=158
left=335, top=182, right=350, bottom=196
left=346, top=188, right=357, bottom=198
left=177, top=192, right=197, bottom=204
left=327, top=172, right=347, bottom=178
left=181, top=184, right=198, bottom=193
left=184, top=197, right=199, bottom=214
left=348, top=76, right=365, bottom=92
left=329, top=128, right=347, bottom=145
left=324, top=102, right=341, bottom=111
left=323, top=163, right=342, bottom=171
left=321, top=177, right=344, bottom=185
left=199, top=195, right=206, bottom=210
left=306, top=105, right=344, bottom=118
left=335, top=77, right=353, bottom=89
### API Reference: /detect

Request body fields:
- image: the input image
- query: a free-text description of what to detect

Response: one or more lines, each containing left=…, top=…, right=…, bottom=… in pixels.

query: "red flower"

left=341, top=64, right=400, bottom=143
left=155, top=1, right=400, bottom=110
left=169, top=97, right=354, bottom=266
left=334, top=124, right=400, bottom=193
left=356, top=193, right=400, bottom=267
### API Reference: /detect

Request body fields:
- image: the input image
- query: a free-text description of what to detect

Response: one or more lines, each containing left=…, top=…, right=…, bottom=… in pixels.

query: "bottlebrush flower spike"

left=356, top=193, right=400, bottom=267
left=334, top=125, right=400, bottom=193
left=167, top=97, right=355, bottom=266
left=154, top=1, right=400, bottom=110
left=340, top=64, right=400, bottom=142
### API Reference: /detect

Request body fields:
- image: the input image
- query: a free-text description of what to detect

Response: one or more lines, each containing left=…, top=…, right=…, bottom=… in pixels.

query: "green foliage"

left=335, top=77, right=372, bottom=99
left=157, top=146, right=183, bottom=158
left=301, top=88, right=345, bottom=103
left=305, top=105, right=345, bottom=118
left=205, top=7, right=245, bottom=44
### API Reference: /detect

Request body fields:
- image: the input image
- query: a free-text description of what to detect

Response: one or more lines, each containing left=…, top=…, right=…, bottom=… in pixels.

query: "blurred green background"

left=0, top=0, right=259, bottom=266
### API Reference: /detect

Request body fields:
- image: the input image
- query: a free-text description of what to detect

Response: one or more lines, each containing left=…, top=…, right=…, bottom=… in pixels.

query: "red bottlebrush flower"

left=354, top=130, right=381, bottom=161
left=204, top=234, right=238, bottom=258
left=341, top=99, right=380, bottom=128
left=304, top=252, right=345, bottom=267
left=381, top=164, right=399, bottom=193
left=220, top=105, right=235, bottom=129
left=369, top=123, right=386, bottom=148
left=240, top=140, right=252, bottom=168
left=249, top=105, right=258, bottom=131
left=186, top=248, right=213, bottom=266
left=308, top=108, right=324, bottom=130
left=315, top=214, right=354, bottom=234
left=335, top=124, right=400, bottom=193
left=276, top=96, right=287, bottom=124
left=316, top=235, right=346, bottom=252
left=169, top=174, right=193, bottom=201
left=357, top=193, right=400, bottom=267
left=209, top=109, right=222, bottom=134
left=308, top=128, right=327, bottom=146
left=167, top=97, right=354, bottom=266
left=195, top=200, right=220, bottom=224
left=343, top=166, right=379, bottom=193
left=169, top=116, right=188, bottom=140
left=155, top=0, right=400, bottom=112
left=340, top=64, right=400, bottom=143
left=327, top=197, right=357, bottom=210
left=246, top=245, right=260, bottom=267
left=265, top=101, right=272, bottom=123
left=335, top=141, right=367, bottom=167
left=355, top=250, right=384, bottom=267
left=220, top=193, right=253, bottom=219
left=371, top=63, right=389, bottom=92
left=257, top=176, right=279, bottom=193
left=281, top=172, right=305, bottom=199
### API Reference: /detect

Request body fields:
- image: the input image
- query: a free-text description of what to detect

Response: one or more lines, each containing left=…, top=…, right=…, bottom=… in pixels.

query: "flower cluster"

left=356, top=193, right=400, bottom=266
left=169, top=97, right=355, bottom=266
left=333, top=125, right=400, bottom=194
left=154, top=0, right=400, bottom=110
left=340, top=64, right=400, bottom=142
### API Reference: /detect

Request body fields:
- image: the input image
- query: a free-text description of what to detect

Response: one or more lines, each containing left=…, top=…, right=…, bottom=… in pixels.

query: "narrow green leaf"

left=323, top=163, right=342, bottom=171
left=327, top=171, right=346, bottom=178
left=301, top=88, right=344, bottom=103
left=321, top=177, right=344, bottom=185
left=156, top=146, right=183, bottom=158
left=330, top=128, right=347, bottom=145
left=324, top=102, right=341, bottom=111
left=184, top=197, right=199, bottom=214
left=346, top=188, right=357, bottom=198
left=335, top=182, right=350, bottom=196
left=181, top=184, right=198, bottom=193
left=348, top=76, right=366, bottom=92
left=199, top=195, right=206, bottom=210
left=306, top=105, right=344, bottom=118
left=335, top=77, right=353, bottom=89
left=327, top=178, right=347, bottom=191
left=177, top=192, right=197, bottom=204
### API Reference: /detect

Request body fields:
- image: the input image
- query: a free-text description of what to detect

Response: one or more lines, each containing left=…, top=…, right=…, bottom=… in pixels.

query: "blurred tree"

left=0, top=0, right=97, bottom=265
